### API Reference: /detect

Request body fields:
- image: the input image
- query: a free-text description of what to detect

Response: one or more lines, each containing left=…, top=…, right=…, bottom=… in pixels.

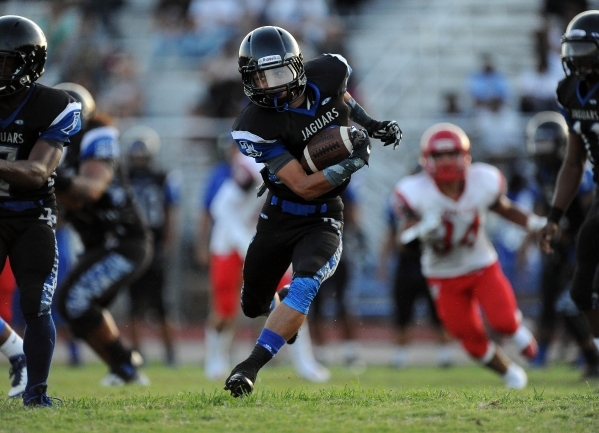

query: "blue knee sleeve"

left=0, top=316, right=6, bottom=334
left=282, top=277, right=320, bottom=315
left=257, top=328, right=287, bottom=356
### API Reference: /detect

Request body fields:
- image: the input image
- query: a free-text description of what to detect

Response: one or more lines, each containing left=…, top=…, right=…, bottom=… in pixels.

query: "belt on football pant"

left=0, top=200, right=40, bottom=211
left=270, top=195, right=329, bottom=216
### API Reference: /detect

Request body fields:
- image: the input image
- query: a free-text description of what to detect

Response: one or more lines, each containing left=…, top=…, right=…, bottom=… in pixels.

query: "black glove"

left=365, top=120, right=402, bottom=149
left=350, top=128, right=372, bottom=166
left=53, top=169, right=73, bottom=192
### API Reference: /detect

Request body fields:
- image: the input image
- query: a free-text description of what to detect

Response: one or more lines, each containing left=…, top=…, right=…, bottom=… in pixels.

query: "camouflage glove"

left=349, top=128, right=372, bottom=166
left=365, top=120, right=402, bottom=149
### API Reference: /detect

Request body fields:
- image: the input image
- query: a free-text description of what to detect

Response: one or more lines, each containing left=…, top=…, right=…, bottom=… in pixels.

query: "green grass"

left=0, top=363, right=597, bottom=433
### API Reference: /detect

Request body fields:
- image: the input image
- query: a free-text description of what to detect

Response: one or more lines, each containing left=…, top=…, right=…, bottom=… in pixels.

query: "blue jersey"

left=231, top=54, right=353, bottom=201
left=0, top=83, right=81, bottom=202
left=61, top=117, right=147, bottom=248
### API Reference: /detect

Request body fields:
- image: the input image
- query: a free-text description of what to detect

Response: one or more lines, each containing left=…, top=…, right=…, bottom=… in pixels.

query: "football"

left=300, top=125, right=354, bottom=173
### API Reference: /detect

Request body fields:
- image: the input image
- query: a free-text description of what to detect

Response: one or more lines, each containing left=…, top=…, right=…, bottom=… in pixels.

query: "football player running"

left=526, top=112, right=599, bottom=375
left=224, top=26, right=401, bottom=397
left=538, top=10, right=599, bottom=347
left=393, top=123, right=542, bottom=389
left=53, top=83, right=153, bottom=387
left=0, top=16, right=81, bottom=406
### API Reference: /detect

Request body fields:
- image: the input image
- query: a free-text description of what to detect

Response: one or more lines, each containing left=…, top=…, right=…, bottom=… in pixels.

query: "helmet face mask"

left=0, top=16, right=47, bottom=97
left=239, top=26, right=307, bottom=109
left=526, top=111, right=568, bottom=167
left=420, top=123, right=471, bottom=184
left=561, top=11, right=599, bottom=79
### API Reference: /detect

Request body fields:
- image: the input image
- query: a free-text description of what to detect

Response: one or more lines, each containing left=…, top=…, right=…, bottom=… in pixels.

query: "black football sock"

left=234, top=345, right=273, bottom=378
left=23, top=314, right=56, bottom=390
left=105, top=339, right=135, bottom=379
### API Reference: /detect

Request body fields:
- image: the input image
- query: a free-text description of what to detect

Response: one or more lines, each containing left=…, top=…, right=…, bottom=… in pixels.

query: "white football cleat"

left=503, top=363, right=527, bottom=389
left=100, top=371, right=150, bottom=387
left=296, top=361, right=331, bottom=383
left=8, top=355, right=27, bottom=398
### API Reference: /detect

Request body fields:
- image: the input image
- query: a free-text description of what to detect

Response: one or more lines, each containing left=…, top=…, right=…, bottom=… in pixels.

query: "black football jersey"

left=231, top=54, right=352, bottom=200
left=0, top=83, right=81, bottom=202
left=128, top=167, right=181, bottom=249
left=557, top=75, right=599, bottom=183
left=60, top=117, right=147, bottom=248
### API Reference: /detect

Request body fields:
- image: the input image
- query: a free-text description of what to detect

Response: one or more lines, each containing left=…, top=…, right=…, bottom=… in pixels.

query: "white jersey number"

left=0, top=145, right=18, bottom=197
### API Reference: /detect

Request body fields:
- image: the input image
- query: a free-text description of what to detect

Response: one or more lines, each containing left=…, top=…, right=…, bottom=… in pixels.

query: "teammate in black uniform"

left=0, top=16, right=81, bottom=407
left=124, top=126, right=180, bottom=367
left=53, top=83, right=153, bottom=386
left=224, top=26, right=401, bottom=397
left=539, top=10, right=599, bottom=346
left=527, top=111, right=599, bottom=374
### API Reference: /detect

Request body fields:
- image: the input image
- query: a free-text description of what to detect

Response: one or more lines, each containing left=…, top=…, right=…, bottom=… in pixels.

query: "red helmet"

left=420, top=123, right=471, bottom=183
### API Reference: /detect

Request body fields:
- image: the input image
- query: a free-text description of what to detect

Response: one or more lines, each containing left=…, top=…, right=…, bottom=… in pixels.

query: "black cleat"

left=224, top=372, right=254, bottom=398
left=287, top=332, right=299, bottom=345
left=582, top=364, right=599, bottom=379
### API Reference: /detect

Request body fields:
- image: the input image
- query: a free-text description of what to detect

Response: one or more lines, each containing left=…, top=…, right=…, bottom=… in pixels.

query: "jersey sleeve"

left=471, top=163, right=505, bottom=207
left=79, top=126, right=120, bottom=161
left=164, top=170, right=183, bottom=206
left=556, top=78, right=574, bottom=132
left=391, top=183, right=418, bottom=220
left=231, top=130, right=288, bottom=163
left=305, top=54, right=351, bottom=95
left=39, top=101, right=82, bottom=143
left=201, top=163, right=231, bottom=211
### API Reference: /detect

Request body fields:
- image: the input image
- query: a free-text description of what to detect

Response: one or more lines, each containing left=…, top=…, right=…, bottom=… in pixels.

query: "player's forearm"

left=551, top=159, right=585, bottom=214
left=64, top=176, right=109, bottom=202
left=286, top=171, right=336, bottom=201
left=0, top=159, right=53, bottom=189
left=346, top=94, right=374, bottom=128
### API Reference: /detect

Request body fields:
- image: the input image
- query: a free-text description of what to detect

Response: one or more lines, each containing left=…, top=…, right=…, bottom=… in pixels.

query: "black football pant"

left=56, top=234, right=153, bottom=338
left=393, top=254, right=441, bottom=329
left=0, top=202, right=59, bottom=390
left=240, top=194, right=344, bottom=318
left=570, top=196, right=599, bottom=311
left=0, top=205, right=58, bottom=318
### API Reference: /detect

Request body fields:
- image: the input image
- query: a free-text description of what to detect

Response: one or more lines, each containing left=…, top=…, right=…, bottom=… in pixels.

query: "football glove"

left=366, top=120, right=402, bottom=149
left=349, top=128, right=372, bottom=166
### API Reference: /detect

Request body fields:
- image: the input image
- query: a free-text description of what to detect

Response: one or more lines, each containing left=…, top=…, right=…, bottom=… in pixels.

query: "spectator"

left=466, top=53, right=510, bottom=110
left=517, top=29, right=563, bottom=113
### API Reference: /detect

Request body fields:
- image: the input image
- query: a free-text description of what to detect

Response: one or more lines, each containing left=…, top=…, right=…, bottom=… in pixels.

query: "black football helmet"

left=53, top=82, right=96, bottom=122
left=561, top=10, right=599, bottom=79
left=238, top=26, right=307, bottom=109
left=0, top=15, right=47, bottom=96
left=526, top=111, right=568, bottom=162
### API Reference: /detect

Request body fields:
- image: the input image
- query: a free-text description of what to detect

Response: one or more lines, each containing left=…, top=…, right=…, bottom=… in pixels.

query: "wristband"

left=54, top=175, right=73, bottom=192
left=546, top=206, right=564, bottom=224
left=526, top=214, right=547, bottom=232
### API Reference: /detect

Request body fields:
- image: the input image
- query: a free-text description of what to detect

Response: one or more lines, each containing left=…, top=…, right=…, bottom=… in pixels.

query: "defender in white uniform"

left=393, top=123, right=545, bottom=389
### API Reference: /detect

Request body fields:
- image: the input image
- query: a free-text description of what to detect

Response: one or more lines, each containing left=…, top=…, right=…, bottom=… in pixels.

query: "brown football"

left=300, top=125, right=354, bottom=173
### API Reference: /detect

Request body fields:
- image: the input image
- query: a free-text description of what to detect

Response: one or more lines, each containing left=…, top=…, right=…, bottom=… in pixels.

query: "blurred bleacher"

left=0, top=0, right=577, bottom=322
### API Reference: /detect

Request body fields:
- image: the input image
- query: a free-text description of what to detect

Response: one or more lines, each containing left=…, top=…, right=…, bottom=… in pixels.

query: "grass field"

left=0, top=362, right=597, bottom=433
